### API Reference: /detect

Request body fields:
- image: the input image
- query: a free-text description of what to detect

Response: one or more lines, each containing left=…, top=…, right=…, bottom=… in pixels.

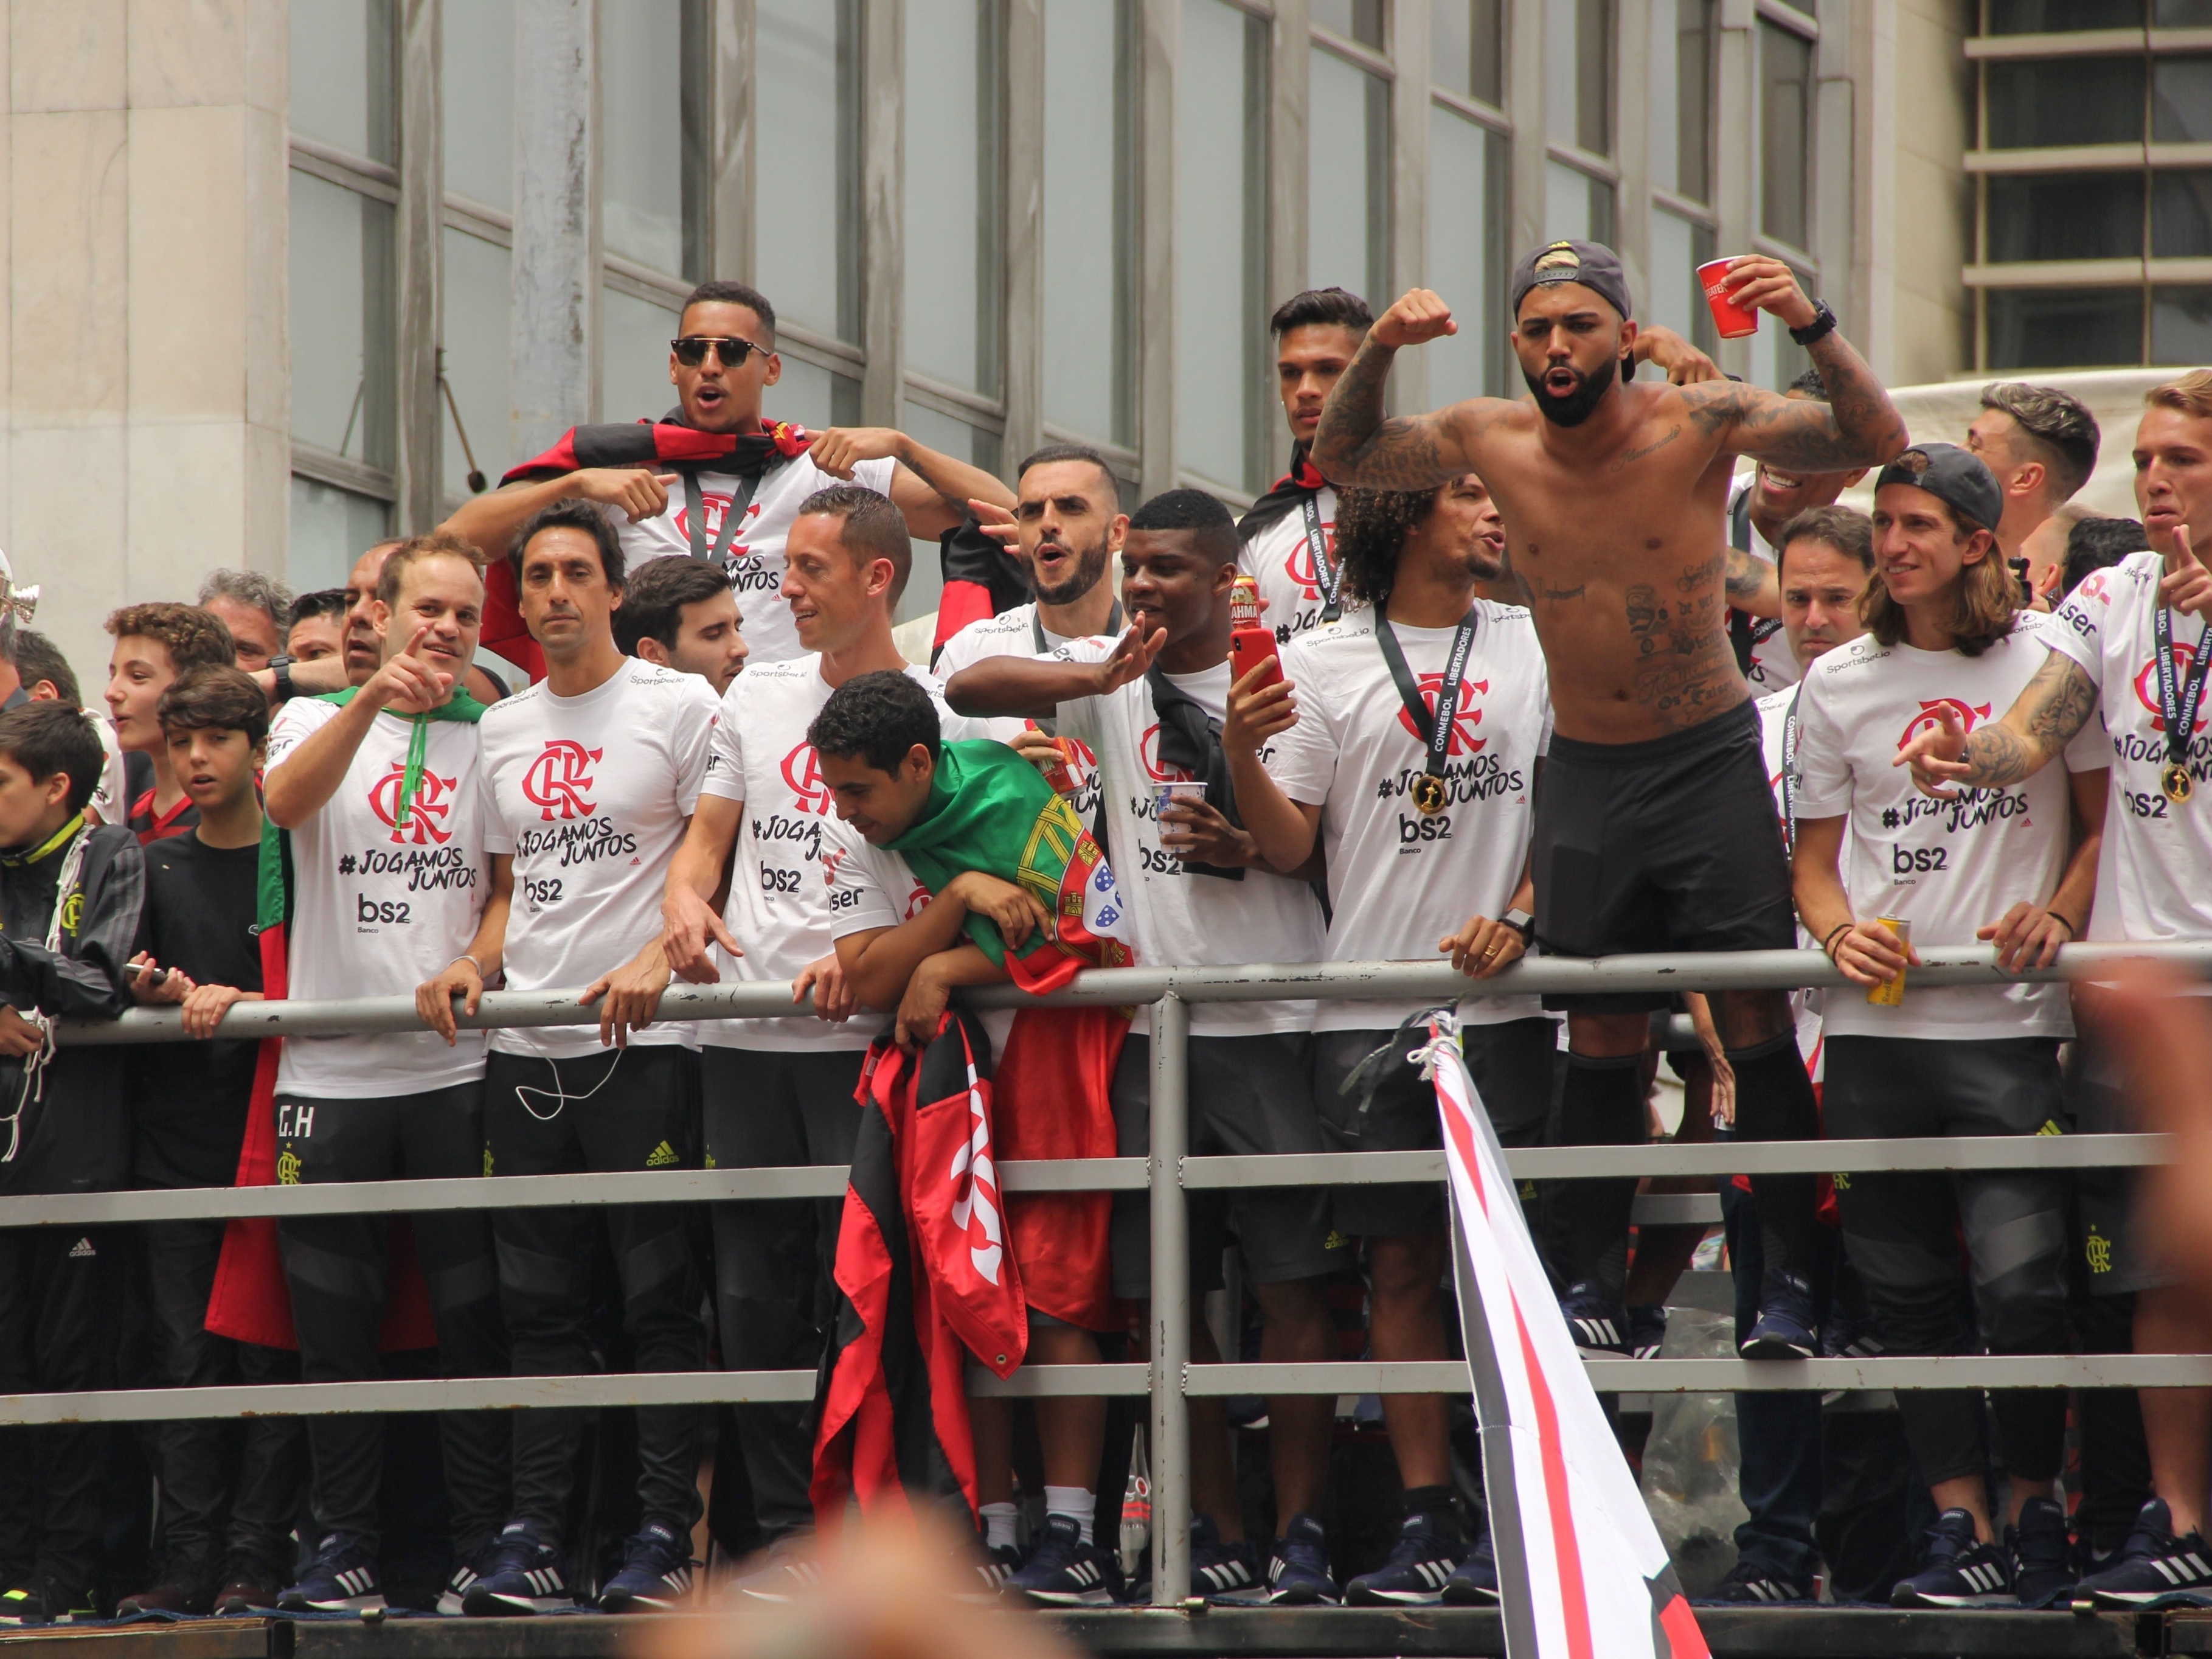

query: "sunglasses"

left=671, top=335, right=769, bottom=369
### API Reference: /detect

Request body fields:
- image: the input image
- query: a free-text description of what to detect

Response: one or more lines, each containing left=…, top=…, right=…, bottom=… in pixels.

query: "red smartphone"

left=1229, top=626, right=1283, bottom=690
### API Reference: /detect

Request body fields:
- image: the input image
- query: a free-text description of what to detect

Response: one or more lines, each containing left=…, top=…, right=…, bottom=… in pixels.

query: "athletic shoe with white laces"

left=2073, top=1498, right=2212, bottom=1609
left=598, top=1522, right=698, bottom=1613
left=1267, top=1512, right=1342, bottom=1605
left=1441, top=1525, right=1497, bottom=1605
left=1007, top=1515, right=1118, bottom=1606
left=1626, top=1304, right=1669, bottom=1362
left=2008, top=1496, right=2076, bottom=1609
left=1891, top=1509, right=2016, bottom=1607
left=1557, top=1282, right=1630, bottom=1358
left=1345, top=1512, right=1468, bottom=1605
left=278, top=1532, right=387, bottom=1613
left=1739, top=1271, right=1819, bottom=1360
left=1699, top=1559, right=1813, bottom=1605
left=436, top=1537, right=507, bottom=1616
left=461, top=1520, right=572, bottom=1616
left=1188, top=1514, right=1265, bottom=1603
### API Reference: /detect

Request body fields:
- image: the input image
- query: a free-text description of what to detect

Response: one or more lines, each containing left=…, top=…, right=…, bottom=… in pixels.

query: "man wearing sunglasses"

left=446, top=280, right=1014, bottom=667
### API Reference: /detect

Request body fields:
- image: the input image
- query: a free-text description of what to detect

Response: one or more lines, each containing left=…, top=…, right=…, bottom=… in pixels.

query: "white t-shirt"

left=89, top=714, right=125, bottom=826
left=265, top=697, right=491, bottom=1096
left=1755, top=686, right=1829, bottom=1072
left=2047, top=549, right=2208, bottom=943
left=1239, top=487, right=1362, bottom=649
left=932, top=602, right=1104, bottom=821
left=613, top=451, right=900, bottom=666
left=478, top=657, right=721, bottom=1057
left=1265, top=605, right=1550, bottom=1032
left=1728, top=479, right=1800, bottom=694
left=1047, top=639, right=1326, bottom=1037
left=698, top=653, right=968, bottom=1051
left=1790, top=614, right=2106, bottom=1042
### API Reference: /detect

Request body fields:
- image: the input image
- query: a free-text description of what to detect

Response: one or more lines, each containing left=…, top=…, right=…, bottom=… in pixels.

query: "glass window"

left=1545, top=0, right=1611, bottom=155
left=2155, top=58, right=2212, bottom=144
left=1648, top=0, right=1713, bottom=202
left=599, top=0, right=706, bottom=277
left=1042, top=0, right=1137, bottom=443
left=442, top=0, right=514, bottom=209
left=1432, top=1, right=1505, bottom=106
left=289, top=0, right=396, bottom=163
left=1309, top=49, right=1390, bottom=308
left=904, top=0, right=1004, bottom=397
left=2154, top=288, right=2212, bottom=364
left=290, top=171, right=396, bottom=470
left=1648, top=209, right=1718, bottom=360
left=441, top=228, right=511, bottom=494
left=756, top=1, right=861, bottom=343
left=772, top=354, right=862, bottom=432
left=1760, top=23, right=1812, bottom=250
left=1988, top=288, right=2144, bottom=368
left=1988, top=173, right=2146, bottom=262
left=1985, top=60, right=2145, bottom=149
left=2157, top=0, right=2212, bottom=23
left=1989, top=0, right=2146, bottom=27
left=290, top=476, right=391, bottom=594
left=1311, top=1, right=1384, bottom=45
left=1176, top=0, right=1267, bottom=492
left=1426, top=106, right=1506, bottom=403
left=900, top=402, right=1002, bottom=622
left=602, top=288, right=681, bottom=423
left=1544, top=159, right=1615, bottom=245
left=2155, top=171, right=2212, bottom=259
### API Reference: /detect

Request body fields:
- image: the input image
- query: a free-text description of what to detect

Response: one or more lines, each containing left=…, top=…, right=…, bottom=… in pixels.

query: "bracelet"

left=448, top=953, right=485, bottom=978
left=1821, top=921, right=1853, bottom=961
left=2048, top=913, right=2077, bottom=937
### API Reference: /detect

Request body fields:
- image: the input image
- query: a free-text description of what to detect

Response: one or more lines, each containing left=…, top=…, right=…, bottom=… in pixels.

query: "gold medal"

left=2165, top=762, right=2194, bottom=805
left=1411, top=773, right=1448, bottom=815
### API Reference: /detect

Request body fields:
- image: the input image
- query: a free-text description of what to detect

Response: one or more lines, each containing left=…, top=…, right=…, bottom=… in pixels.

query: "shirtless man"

left=1309, top=240, right=1908, bottom=1357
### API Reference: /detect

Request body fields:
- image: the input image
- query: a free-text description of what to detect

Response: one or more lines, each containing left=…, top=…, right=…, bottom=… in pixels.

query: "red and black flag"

left=930, top=515, right=1030, bottom=664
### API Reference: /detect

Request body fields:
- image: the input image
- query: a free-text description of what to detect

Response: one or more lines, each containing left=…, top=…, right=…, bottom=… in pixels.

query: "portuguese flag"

left=204, top=689, right=487, bottom=1349
left=886, top=740, right=1130, bottom=1331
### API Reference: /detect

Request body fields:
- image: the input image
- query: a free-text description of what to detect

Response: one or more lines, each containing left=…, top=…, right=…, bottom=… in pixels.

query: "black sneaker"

left=1558, top=1281, right=1631, bottom=1358
left=598, top=1522, right=696, bottom=1613
left=1891, top=1509, right=2015, bottom=1607
left=1188, top=1514, right=1264, bottom=1604
left=1346, top=1512, right=1466, bottom=1605
left=1627, top=1304, right=1669, bottom=1361
left=1739, top=1271, right=1818, bottom=1360
left=278, top=1532, right=386, bottom=1613
left=1006, top=1514, right=1118, bottom=1606
left=961, top=1543, right=1023, bottom=1602
left=461, top=1519, right=571, bottom=1616
left=2073, top=1498, right=2212, bottom=1609
left=1700, top=1559, right=1813, bottom=1605
left=0, top=1581, right=94, bottom=1625
left=436, top=1537, right=506, bottom=1617
left=2008, top=1496, right=2075, bottom=1609
left=1266, top=1512, right=1341, bottom=1605
left=1441, top=1526, right=1497, bottom=1605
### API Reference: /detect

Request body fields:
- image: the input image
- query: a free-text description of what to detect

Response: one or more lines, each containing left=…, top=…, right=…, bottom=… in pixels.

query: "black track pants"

left=484, top=1046, right=707, bottom=1547
left=0, top=1228, right=116, bottom=1593
left=276, top=1082, right=510, bottom=1554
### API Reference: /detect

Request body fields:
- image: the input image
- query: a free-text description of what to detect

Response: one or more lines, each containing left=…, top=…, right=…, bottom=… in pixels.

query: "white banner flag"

left=1424, top=1017, right=1710, bottom=1659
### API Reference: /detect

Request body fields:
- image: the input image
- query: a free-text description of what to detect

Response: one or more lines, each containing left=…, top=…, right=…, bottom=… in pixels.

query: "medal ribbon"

left=1378, top=608, right=1480, bottom=804
left=2154, top=600, right=2212, bottom=776
left=682, top=468, right=763, bottom=566
left=1300, top=495, right=1344, bottom=624
left=1780, top=685, right=1804, bottom=852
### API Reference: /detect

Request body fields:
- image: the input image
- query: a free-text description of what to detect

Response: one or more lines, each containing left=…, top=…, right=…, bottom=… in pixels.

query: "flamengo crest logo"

left=368, top=762, right=456, bottom=844
left=947, top=1065, right=1007, bottom=1285
left=673, top=492, right=763, bottom=552
left=521, top=739, right=600, bottom=821
left=1282, top=520, right=1339, bottom=601
left=2136, top=645, right=2211, bottom=734
left=1139, top=724, right=1196, bottom=784
left=782, top=742, right=833, bottom=815
left=1897, top=698, right=1991, bottom=750
left=1395, top=675, right=1489, bottom=756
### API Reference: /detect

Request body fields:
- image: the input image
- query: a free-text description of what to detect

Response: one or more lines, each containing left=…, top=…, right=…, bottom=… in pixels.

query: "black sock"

left=1402, top=1484, right=1464, bottom=1536
left=1545, top=1052, right=1645, bottom=1292
left=1725, top=1032, right=1825, bottom=1276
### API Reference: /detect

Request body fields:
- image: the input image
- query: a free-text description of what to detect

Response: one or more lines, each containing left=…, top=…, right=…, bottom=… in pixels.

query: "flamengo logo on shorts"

left=2135, top=646, right=2211, bottom=734
left=1281, top=521, right=1338, bottom=601
left=1896, top=697, right=1991, bottom=750
left=367, top=762, right=456, bottom=844
left=1395, top=675, right=1489, bottom=756
left=1139, top=724, right=1198, bottom=784
left=521, top=740, right=601, bottom=821
left=782, top=742, right=833, bottom=815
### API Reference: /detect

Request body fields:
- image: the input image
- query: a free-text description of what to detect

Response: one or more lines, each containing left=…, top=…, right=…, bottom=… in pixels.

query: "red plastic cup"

left=1697, top=257, right=1760, bottom=340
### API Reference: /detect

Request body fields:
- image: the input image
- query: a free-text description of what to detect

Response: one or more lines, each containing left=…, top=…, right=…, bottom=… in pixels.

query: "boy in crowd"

left=285, top=591, right=348, bottom=666
left=1794, top=443, right=2106, bottom=1609
left=116, top=667, right=302, bottom=1617
left=453, top=499, right=719, bottom=1615
left=104, top=604, right=238, bottom=844
left=0, top=702, right=147, bottom=1624
left=12, top=634, right=127, bottom=830
left=1223, top=471, right=1549, bottom=1606
left=947, top=490, right=1347, bottom=1605
left=614, top=555, right=749, bottom=694
left=1965, top=382, right=2101, bottom=587
left=261, top=533, right=510, bottom=1615
left=659, top=487, right=952, bottom=1596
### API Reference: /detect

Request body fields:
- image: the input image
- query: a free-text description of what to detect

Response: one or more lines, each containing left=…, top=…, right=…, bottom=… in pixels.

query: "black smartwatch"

left=1503, top=907, right=1537, bottom=945
left=268, top=653, right=296, bottom=703
left=1788, top=299, right=1838, bottom=347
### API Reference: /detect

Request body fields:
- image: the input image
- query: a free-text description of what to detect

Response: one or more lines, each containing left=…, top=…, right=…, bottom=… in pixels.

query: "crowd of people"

left=0, top=249, right=2205, bottom=1627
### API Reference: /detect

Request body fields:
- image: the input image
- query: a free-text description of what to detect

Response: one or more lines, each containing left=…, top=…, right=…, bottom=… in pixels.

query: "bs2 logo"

left=521, top=740, right=600, bottom=821
left=1896, top=698, right=1991, bottom=750
left=1395, top=676, right=1488, bottom=756
left=782, top=743, right=833, bottom=815
left=368, top=762, right=456, bottom=844
left=2135, top=645, right=2212, bottom=735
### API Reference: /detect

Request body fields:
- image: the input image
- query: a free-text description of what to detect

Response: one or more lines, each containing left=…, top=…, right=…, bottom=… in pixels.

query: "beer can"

left=1041, top=736, right=1079, bottom=796
left=1230, top=573, right=1261, bottom=630
left=1865, top=916, right=1910, bottom=1007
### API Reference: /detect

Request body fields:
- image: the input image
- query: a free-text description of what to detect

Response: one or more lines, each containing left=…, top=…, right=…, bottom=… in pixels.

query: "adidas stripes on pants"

left=276, top=1082, right=511, bottom=1556
left=0, top=1226, right=114, bottom=1595
left=483, top=1046, right=708, bottom=1546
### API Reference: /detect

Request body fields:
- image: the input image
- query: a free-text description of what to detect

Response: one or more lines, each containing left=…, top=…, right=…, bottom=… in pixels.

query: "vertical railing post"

left=1148, top=992, right=1191, bottom=1606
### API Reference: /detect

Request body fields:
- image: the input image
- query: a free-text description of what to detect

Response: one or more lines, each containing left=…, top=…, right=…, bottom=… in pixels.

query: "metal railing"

left=19, top=941, right=2212, bottom=1606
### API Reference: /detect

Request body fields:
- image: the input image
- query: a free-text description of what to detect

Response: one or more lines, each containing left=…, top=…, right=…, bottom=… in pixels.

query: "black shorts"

left=2068, top=1042, right=2172, bottom=1297
left=1109, top=1032, right=1350, bottom=1300
left=1315, top=1017, right=1555, bottom=1238
left=1531, top=698, right=1795, bottom=1014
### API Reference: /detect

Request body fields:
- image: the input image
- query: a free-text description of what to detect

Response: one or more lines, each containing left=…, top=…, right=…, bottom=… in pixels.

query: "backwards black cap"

left=1508, top=240, right=1634, bottom=323
left=1874, top=442, right=2003, bottom=535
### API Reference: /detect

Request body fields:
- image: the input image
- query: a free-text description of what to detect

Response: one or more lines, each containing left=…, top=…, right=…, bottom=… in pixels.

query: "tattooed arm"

left=1725, top=545, right=1781, bottom=619
left=1310, top=288, right=1497, bottom=490
left=1895, top=652, right=2101, bottom=796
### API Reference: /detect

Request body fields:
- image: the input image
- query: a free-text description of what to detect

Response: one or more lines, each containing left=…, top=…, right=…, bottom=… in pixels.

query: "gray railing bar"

left=51, top=943, right=2212, bottom=1046
left=1148, top=993, right=1192, bottom=1610
left=1192, top=1355, right=2212, bottom=1394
